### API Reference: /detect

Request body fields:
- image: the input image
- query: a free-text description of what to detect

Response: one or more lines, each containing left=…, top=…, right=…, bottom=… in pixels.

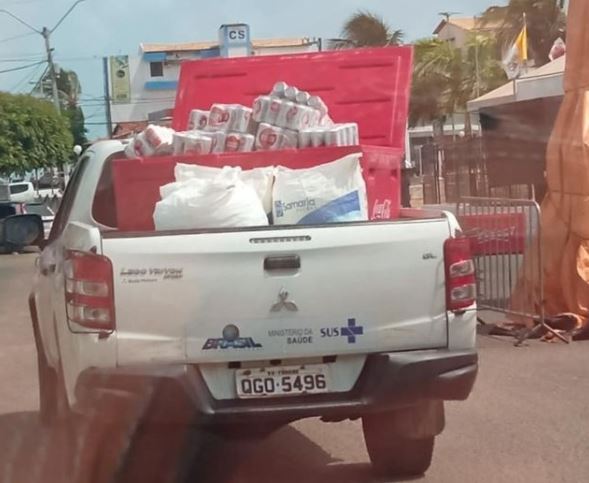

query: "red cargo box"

left=112, top=47, right=413, bottom=232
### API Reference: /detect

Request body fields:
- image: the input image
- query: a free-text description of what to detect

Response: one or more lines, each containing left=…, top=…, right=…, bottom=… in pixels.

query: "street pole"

left=1, top=1, right=85, bottom=114
left=474, top=24, right=480, bottom=98
left=42, top=27, right=61, bottom=113
left=103, top=57, right=113, bottom=138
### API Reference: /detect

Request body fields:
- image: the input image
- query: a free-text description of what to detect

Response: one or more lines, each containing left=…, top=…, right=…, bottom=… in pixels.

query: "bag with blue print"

left=272, top=153, right=368, bottom=226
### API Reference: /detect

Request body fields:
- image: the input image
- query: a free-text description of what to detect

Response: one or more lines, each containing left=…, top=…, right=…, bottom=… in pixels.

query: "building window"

left=150, top=61, right=164, bottom=77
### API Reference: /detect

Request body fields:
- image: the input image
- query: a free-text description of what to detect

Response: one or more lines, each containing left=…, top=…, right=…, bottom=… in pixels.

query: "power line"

left=54, top=55, right=104, bottom=62
left=0, top=0, right=87, bottom=112
left=0, top=8, right=40, bottom=33
left=0, top=51, right=45, bottom=59
left=29, top=63, right=48, bottom=93
left=0, top=56, right=44, bottom=63
left=8, top=59, right=44, bottom=91
left=0, top=0, right=46, bottom=6
left=77, top=97, right=178, bottom=107
left=0, top=31, right=36, bottom=44
left=0, top=59, right=45, bottom=74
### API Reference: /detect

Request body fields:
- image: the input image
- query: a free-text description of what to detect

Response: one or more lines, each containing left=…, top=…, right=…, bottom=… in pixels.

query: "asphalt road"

left=1, top=253, right=589, bottom=483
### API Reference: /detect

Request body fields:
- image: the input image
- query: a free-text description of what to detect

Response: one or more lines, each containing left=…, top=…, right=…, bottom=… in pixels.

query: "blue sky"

left=0, top=0, right=505, bottom=138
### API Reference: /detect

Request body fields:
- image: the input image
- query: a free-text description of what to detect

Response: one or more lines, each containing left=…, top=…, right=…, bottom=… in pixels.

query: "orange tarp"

left=513, top=0, right=589, bottom=330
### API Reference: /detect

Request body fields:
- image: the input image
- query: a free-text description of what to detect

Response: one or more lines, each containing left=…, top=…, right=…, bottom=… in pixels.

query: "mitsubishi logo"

left=271, top=288, right=298, bottom=313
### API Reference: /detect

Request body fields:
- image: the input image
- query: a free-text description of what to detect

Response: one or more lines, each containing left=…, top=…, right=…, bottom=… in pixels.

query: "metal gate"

left=456, top=197, right=568, bottom=344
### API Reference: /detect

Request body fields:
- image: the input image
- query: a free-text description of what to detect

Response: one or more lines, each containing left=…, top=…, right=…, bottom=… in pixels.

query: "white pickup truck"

left=18, top=139, right=478, bottom=478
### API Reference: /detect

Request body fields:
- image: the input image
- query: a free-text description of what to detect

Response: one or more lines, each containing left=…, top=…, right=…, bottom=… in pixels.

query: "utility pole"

left=102, top=57, right=113, bottom=138
left=42, top=27, right=61, bottom=113
left=0, top=0, right=86, bottom=113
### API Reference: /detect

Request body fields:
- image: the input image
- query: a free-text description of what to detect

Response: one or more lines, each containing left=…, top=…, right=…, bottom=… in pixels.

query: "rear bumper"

left=74, top=349, right=477, bottom=426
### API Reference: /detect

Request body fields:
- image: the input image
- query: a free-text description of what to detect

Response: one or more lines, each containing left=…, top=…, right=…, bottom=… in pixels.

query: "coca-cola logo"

left=254, top=100, right=262, bottom=114
left=225, top=135, right=241, bottom=152
left=259, top=128, right=278, bottom=148
left=270, top=101, right=281, bottom=113
left=210, top=107, right=230, bottom=126
left=185, top=143, right=203, bottom=154
left=134, top=140, right=144, bottom=156
left=144, top=128, right=163, bottom=148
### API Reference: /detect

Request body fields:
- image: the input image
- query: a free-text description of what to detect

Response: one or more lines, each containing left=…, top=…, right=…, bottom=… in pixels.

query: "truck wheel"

left=30, top=299, right=68, bottom=426
left=363, top=412, right=435, bottom=477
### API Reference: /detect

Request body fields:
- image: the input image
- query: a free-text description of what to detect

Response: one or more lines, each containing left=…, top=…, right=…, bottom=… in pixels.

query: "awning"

left=468, top=55, right=566, bottom=111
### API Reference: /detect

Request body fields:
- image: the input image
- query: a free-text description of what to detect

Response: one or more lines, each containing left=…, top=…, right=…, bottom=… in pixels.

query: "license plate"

left=236, top=364, right=330, bottom=399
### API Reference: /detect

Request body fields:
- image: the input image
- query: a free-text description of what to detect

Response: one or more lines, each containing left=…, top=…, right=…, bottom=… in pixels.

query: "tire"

left=30, top=297, right=68, bottom=425
left=363, top=412, right=435, bottom=477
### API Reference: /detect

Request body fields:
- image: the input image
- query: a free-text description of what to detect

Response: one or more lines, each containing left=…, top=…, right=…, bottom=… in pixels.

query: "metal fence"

left=456, top=197, right=568, bottom=344
left=419, top=139, right=539, bottom=205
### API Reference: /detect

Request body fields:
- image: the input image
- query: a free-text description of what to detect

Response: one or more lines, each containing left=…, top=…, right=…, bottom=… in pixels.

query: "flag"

left=502, top=25, right=528, bottom=79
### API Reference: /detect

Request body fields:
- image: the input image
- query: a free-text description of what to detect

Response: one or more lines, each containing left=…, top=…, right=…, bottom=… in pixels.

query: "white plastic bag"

left=153, top=169, right=268, bottom=231
left=171, top=163, right=274, bottom=214
left=272, top=153, right=368, bottom=225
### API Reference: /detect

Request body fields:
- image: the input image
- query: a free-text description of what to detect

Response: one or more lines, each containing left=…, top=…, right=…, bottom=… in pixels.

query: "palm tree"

left=338, top=11, right=404, bottom=48
left=409, top=39, right=448, bottom=125
left=480, top=0, right=566, bottom=67
left=410, top=35, right=506, bottom=126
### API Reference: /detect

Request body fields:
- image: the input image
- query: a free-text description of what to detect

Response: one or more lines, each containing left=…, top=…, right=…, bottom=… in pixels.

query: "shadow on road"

left=226, top=425, right=392, bottom=483
left=0, top=411, right=418, bottom=483
left=0, top=411, right=72, bottom=483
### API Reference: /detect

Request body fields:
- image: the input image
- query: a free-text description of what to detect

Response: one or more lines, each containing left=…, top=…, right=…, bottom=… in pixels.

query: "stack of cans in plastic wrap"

left=125, top=81, right=360, bottom=159
left=173, top=104, right=255, bottom=155
left=125, top=125, right=176, bottom=158
left=253, top=82, right=359, bottom=151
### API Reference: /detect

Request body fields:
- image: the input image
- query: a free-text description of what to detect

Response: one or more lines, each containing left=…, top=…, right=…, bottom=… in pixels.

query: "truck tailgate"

left=104, top=220, right=451, bottom=365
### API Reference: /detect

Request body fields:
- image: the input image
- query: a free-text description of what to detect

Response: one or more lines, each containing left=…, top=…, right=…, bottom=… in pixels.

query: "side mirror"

left=1, top=214, right=44, bottom=250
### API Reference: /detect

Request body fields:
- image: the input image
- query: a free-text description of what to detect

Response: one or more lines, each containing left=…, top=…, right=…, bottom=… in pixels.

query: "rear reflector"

left=64, top=250, right=115, bottom=332
left=444, top=237, right=476, bottom=311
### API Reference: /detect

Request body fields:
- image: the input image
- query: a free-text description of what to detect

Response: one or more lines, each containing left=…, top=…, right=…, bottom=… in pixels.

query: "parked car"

left=9, top=182, right=36, bottom=203
left=0, top=178, right=10, bottom=202
left=9, top=181, right=63, bottom=205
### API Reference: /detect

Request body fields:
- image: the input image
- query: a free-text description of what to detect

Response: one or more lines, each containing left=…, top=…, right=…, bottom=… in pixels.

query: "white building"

left=433, top=17, right=499, bottom=50
left=107, top=24, right=319, bottom=134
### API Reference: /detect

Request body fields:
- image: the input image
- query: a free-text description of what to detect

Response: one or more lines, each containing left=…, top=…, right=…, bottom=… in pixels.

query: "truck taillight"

left=444, top=237, right=476, bottom=312
left=64, top=250, right=115, bottom=332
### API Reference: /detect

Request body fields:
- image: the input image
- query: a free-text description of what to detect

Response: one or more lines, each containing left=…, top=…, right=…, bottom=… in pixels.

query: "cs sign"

left=225, top=24, right=249, bottom=45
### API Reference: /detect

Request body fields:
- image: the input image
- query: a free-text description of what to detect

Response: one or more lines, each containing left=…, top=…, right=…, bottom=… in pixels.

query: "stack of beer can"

left=252, top=82, right=359, bottom=151
left=132, top=81, right=361, bottom=158
left=174, top=104, right=256, bottom=155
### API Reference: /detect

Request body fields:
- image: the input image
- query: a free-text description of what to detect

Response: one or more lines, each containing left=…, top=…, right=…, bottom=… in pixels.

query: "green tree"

left=338, top=10, right=404, bottom=48
left=409, top=39, right=448, bottom=125
left=481, top=0, right=566, bottom=67
left=0, top=93, right=73, bottom=175
left=410, top=35, right=506, bottom=126
left=36, top=68, right=88, bottom=146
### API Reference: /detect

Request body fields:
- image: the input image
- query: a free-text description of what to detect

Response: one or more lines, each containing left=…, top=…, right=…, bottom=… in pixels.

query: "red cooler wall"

left=111, top=47, right=412, bottom=232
